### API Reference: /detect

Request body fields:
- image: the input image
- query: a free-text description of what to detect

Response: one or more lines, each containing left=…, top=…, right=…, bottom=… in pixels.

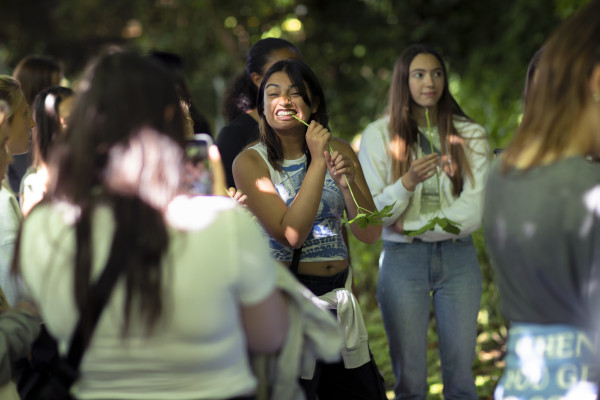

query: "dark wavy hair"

left=17, top=50, right=187, bottom=336
left=221, top=38, right=299, bottom=122
left=31, top=85, right=74, bottom=168
left=257, top=58, right=327, bottom=170
left=387, top=43, right=473, bottom=196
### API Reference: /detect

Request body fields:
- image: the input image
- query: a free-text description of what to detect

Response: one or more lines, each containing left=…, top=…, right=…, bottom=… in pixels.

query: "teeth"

left=277, top=110, right=296, bottom=116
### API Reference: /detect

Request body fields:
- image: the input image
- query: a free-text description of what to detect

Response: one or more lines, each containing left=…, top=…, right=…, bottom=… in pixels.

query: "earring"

left=594, top=92, right=600, bottom=103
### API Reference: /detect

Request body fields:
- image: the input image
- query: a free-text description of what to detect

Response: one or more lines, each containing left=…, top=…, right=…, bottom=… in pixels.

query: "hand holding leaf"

left=403, top=108, right=461, bottom=237
left=293, top=115, right=394, bottom=227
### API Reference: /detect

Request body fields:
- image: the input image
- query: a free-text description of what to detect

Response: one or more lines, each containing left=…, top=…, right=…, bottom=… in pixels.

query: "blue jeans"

left=377, top=237, right=482, bottom=400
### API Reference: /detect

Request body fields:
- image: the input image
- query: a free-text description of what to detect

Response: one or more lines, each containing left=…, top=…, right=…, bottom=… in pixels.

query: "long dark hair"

left=23, top=50, right=186, bottom=335
left=221, top=38, right=299, bottom=122
left=388, top=43, right=472, bottom=196
left=257, top=58, right=328, bottom=170
left=31, top=85, right=74, bottom=168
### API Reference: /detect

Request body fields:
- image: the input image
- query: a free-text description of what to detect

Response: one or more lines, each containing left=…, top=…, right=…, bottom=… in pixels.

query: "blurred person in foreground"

left=483, top=1, right=600, bottom=398
left=13, top=50, right=289, bottom=400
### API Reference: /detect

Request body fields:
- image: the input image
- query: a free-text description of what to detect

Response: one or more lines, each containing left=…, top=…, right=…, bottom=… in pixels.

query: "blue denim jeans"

left=377, top=236, right=482, bottom=400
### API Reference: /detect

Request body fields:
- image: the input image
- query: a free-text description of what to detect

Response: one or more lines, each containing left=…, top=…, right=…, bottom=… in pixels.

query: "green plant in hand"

left=292, top=115, right=394, bottom=228
left=403, top=108, right=461, bottom=237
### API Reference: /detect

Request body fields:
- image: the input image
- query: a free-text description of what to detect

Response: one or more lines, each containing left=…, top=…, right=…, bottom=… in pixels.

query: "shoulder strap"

left=290, top=246, right=302, bottom=276
left=57, top=225, right=128, bottom=387
left=418, top=131, right=440, bottom=155
left=289, top=152, right=311, bottom=277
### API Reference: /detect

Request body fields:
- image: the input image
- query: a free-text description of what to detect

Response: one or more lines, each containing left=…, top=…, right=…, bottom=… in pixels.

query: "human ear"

left=311, top=97, right=320, bottom=114
left=251, top=72, right=263, bottom=89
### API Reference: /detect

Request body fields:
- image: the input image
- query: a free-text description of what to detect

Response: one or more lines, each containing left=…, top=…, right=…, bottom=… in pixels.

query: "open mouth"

left=276, top=110, right=297, bottom=117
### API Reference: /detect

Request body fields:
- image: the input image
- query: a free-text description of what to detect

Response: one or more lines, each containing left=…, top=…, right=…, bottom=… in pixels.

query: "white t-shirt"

left=19, top=195, right=278, bottom=400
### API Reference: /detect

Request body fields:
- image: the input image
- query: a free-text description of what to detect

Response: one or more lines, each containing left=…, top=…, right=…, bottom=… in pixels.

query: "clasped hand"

left=401, top=153, right=439, bottom=192
left=305, top=121, right=354, bottom=188
left=325, top=149, right=355, bottom=189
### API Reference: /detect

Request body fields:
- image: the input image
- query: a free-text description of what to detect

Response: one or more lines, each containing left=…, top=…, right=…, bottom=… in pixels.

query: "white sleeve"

left=232, top=208, right=278, bottom=305
left=358, top=120, right=414, bottom=227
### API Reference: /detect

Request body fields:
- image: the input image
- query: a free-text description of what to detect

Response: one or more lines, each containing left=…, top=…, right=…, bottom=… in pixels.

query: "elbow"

left=352, top=225, right=382, bottom=245
left=243, top=290, right=290, bottom=354
left=281, top=226, right=307, bottom=249
left=363, top=230, right=382, bottom=245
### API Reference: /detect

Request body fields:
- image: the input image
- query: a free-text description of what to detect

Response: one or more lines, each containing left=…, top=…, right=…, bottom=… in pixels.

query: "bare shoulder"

left=232, top=146, right=270, bottom=183
left=234, top=146, right=264, bottom=170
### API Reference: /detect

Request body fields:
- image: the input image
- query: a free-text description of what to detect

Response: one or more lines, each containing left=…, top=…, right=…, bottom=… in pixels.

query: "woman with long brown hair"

left=14, top=50, right=288, bottom=400
left=483, top=1, right=600, bottom=398
left=233, top=58, right=386, bottom=400
left=358, top=43, right=490, bottom=399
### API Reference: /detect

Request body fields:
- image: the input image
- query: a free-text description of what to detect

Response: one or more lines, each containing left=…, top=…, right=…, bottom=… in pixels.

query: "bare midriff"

left=283, top=258, right=349, bottom=276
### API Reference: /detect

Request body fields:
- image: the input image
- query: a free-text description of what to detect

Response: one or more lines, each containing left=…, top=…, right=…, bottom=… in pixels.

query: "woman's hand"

left=208, top=145, right=228, bottom=196
left=390, top=216, right=404, bottom=234
left=401, top=153, right=439, bottom=192
left=305, top=121, right=331, bottom=161
left=325, top=149, right=355, bottom=189
left=227, top=187, right=248, bottom=206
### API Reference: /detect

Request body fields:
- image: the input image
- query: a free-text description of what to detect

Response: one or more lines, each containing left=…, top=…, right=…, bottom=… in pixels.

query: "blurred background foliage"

left=0, top=0, right=591, bottom=397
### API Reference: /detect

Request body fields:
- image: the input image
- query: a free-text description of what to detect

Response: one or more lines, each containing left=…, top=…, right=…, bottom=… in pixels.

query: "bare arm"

left=328, top=138, right=382, bottom=244
left=241, top=288, right=288, bottom=353
left=232, top=122, right=331, bottom=248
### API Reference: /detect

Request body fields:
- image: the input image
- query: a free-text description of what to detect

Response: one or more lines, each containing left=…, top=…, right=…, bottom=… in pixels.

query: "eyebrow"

left=410, top=67, right=443, bottom=73
left=265, top=83, right=301, bottom=90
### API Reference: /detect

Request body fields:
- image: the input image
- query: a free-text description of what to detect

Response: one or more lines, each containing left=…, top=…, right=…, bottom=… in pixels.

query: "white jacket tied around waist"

left=251, top=265, right=370, bottom=400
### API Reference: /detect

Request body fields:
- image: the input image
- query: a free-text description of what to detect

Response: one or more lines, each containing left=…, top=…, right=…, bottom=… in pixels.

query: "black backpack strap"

left=290, top=246, right=302, bottom=276
left=55, top=225, right=128, bottom=391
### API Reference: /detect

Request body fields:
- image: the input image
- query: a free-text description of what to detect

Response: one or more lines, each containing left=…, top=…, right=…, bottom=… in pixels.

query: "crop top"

left=249, top=143, right=348, bottom=262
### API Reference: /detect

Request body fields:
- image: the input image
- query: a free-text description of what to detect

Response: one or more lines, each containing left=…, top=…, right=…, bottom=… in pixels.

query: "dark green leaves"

left=344, top=202, right=395, bottom=228
left=403, top=217, right=461, bottom=237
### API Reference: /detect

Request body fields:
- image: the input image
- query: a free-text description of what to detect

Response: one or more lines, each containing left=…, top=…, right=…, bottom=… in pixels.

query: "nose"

left=424, top=73, right=434, bottom=86
left=29, top=114, right=35, bottom=129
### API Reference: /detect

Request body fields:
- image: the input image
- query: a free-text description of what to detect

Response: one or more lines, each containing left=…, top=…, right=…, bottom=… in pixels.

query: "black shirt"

left=216, top=113, right=259, bottom=189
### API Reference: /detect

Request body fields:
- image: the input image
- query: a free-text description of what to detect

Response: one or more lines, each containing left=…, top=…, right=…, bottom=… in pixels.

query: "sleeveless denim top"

left=249, top=143, right=348, bottom=262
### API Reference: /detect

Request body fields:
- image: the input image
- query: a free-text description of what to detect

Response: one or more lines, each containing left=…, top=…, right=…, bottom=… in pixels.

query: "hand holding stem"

left=293, top=115, right=376, bottom=219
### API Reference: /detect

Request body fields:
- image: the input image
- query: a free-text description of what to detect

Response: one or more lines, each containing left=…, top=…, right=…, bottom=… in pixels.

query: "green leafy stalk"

left=425, top=107, right=442, bottom=210
left=292, top=114, right=393, bottom=227
left=403, top=108, right=461, bottom=237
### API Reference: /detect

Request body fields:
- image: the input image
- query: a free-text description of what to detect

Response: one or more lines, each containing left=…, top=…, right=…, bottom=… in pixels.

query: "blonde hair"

left=503, top=0, right=600, bottom=170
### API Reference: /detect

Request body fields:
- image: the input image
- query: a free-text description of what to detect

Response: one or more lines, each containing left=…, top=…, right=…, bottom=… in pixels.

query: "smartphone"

left=184, top=133, right=213, bottom=195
